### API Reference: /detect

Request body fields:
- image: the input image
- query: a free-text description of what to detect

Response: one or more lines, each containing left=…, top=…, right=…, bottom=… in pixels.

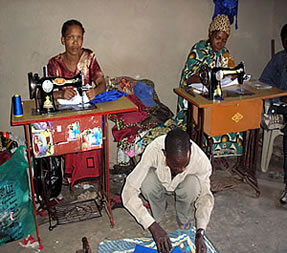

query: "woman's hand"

left=62, top=88, right=77, bottom=99
left=86, top=88, right=97, bottom=100
left=53, top=88, right=77, bottom=100
left=187, top=74, right=201, bottom=85
left=148, top=222, right=172, bottom=253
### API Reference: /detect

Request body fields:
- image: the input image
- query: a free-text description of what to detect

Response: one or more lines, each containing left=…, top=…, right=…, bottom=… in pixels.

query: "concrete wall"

left=1, top=0, right=286, bottom=164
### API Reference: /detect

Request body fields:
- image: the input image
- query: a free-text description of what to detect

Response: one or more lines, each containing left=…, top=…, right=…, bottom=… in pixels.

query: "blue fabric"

left=89, top=90, right=127, bottom=105
left=213, top=0, right=239, bottom=29
left=98, top=227, right=219, bottom=253
left=134, top=81, right=157, bottom=107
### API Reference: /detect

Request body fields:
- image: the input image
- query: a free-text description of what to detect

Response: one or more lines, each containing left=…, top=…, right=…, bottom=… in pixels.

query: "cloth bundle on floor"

left=0, top=145, right=35, bottom=245
left=98, top=227, right=219, bottom=253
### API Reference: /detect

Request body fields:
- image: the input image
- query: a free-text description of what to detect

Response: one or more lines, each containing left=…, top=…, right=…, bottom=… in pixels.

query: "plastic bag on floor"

left=0, top=145, right=35, bottom=245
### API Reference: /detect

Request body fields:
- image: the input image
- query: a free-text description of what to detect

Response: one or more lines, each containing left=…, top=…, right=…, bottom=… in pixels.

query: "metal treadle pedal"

left=48, top=198, right=102, bottom=230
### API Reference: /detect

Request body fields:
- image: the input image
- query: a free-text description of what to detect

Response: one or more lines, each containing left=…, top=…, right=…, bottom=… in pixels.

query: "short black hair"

left=165, top=128, right=191, bottom=158
left=280, top=24, right=287, bottom=39
left=61, top=19, right=85, bottom=37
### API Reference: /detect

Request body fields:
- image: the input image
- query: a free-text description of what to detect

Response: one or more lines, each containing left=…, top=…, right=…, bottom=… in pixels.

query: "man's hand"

left=148, top=222, right=172, bottom=253
left=195, top=229, right=206, bottom=253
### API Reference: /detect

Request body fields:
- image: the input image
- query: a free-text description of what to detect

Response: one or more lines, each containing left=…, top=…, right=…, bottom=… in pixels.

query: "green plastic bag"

left=0, top=145, right=36, bottom=245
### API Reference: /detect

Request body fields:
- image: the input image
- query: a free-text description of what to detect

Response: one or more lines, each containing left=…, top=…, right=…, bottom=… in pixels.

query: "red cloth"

left=110, top=94, right=152, bottom=142
left=48, top=48, right=104, bottom=186
left=0, top=151, right=11, bottom=166
left=64, top=150, right=101, bottom=187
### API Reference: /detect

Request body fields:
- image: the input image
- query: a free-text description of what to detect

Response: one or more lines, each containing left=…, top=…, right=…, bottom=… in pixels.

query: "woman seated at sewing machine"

left=47, top=19, right=106, bottom=187
left=176, top=14, right=243, bottom=159
left=48, top=19, right=106, bottom=101
left=177, top=14, right=234, bottom=119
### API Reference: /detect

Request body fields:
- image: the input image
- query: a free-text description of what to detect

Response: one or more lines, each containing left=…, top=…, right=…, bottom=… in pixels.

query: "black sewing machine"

left=28, top=66, right=92, bottom=114
left=199, top=62, right=251, bottom=100
left=270, top=102, right=287, bottom=116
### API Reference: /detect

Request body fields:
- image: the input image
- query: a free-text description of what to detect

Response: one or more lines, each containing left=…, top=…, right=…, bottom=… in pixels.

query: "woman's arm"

left=85, top=51, right=107, bottom=100
left=86, top=76, right=106, bottom=100
left=187, top=72, right=201, bottom=85
left=180, top=41, right=208, bottom=87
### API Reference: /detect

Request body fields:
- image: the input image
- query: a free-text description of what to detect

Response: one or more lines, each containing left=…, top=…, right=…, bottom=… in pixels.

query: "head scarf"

left=209, top=14, right=231, bottom=36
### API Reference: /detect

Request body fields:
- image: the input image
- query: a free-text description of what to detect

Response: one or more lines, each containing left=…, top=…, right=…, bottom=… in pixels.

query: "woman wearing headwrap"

left=177, top=14, right=243, bottom=158
left=177, top=14, right=234, bottom=119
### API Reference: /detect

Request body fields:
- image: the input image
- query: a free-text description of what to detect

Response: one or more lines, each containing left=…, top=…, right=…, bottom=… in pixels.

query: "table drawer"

left=195, top=100, right=263, bottom=137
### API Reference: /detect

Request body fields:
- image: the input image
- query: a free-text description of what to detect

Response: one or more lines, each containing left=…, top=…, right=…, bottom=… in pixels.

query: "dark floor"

left=1, top=134, right=287, bottom=253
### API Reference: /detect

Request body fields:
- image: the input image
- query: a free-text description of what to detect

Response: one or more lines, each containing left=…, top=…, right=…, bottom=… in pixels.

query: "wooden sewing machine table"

left=174, top=83, right=287, bottom=196
left=11, top=96, right=138, bottom=243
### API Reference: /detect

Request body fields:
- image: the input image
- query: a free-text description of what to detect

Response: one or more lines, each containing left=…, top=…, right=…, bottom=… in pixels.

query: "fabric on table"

left=97, top=227, right=219, bottom=253
left=89, top=90, right=126, bottom=105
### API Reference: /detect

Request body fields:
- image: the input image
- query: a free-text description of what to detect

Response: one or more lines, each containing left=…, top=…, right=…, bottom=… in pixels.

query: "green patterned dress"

left=177, top=40, right=243, bottom=157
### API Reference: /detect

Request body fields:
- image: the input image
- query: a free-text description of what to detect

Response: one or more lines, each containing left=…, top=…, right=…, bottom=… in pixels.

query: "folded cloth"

left=90, top=90, right=127, bottom=105
left=57, top=89, right=90, bottom=105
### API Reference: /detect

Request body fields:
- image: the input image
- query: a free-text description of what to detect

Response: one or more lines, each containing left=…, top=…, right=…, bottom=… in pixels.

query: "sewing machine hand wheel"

left=199, top=64, right=210, bottom=88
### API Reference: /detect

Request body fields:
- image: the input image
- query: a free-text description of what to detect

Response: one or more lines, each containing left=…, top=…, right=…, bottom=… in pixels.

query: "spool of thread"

left=13, top=94, right=23, bottom=117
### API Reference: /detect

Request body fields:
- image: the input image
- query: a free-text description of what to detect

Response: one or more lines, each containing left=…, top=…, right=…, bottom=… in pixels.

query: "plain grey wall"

left=1, top=0, right=286, bottom=164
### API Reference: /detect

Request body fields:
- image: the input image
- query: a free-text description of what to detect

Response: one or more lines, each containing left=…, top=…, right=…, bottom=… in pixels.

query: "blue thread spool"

left=13, top=94, right=23, bottom=117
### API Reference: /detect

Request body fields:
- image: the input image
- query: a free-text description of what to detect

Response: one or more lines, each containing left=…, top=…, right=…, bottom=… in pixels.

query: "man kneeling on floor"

left=122, top=128, right=214, bottom=253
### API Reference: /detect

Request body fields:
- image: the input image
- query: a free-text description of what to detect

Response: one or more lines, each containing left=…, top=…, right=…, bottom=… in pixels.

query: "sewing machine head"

left=28, top=66, right=85, bottom=114
left=199, top=62, right=247, bottom=100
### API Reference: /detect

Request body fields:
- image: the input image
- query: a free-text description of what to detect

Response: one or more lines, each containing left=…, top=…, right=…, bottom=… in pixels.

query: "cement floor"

left=1, top=136, right=287, bottom=253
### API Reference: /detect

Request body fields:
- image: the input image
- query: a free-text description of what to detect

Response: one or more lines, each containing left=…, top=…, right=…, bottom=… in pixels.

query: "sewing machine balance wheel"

left=199, top=64, right=210, bottom=87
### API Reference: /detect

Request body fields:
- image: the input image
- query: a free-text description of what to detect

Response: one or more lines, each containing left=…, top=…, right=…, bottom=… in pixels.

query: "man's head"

left=208, top=14, right=230, bottom=52
left=280, top=24, right=287, bottom=52
left=162, top=128, right=191, bottom=177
